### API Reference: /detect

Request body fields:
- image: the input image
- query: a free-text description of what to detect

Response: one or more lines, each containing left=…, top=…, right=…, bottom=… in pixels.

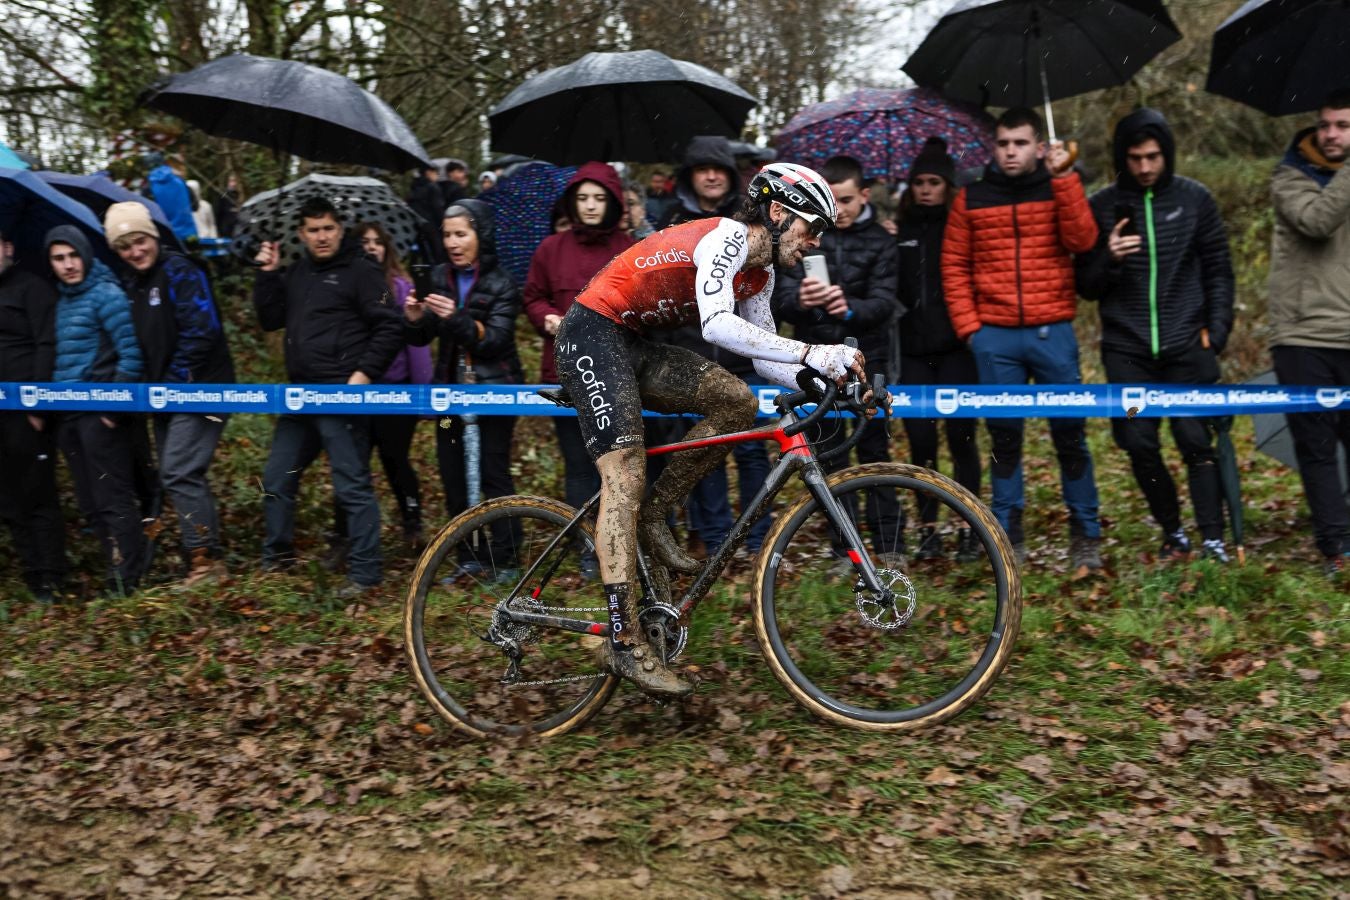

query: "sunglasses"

left=794, top=210, right=830, bottom=238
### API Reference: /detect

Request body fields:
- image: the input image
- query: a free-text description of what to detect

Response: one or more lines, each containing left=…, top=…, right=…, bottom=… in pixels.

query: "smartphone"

left=802, top=254, right=831, bottom=286
left=1114, top=203, right=1137, bottom=237
left=410, top=263, right=436, bottom=298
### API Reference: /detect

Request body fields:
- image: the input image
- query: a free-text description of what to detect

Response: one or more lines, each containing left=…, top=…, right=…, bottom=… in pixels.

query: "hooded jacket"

left=146, top=164, right=198, bottom=242
left=523, top=162, right=634, bottom=381
left=48, top=227, right=144, bottom=383
left=1076, top=108, right=1235, bottom=358
left=122, top=247, right=235, bottom=383
left=405, top=199, right=524, bottom=384
left=895, top=202, right=963, bottom=360
left=252, top=237, right=403, bottom=384
left=942, top=161, right=1098, bottom=340
left=772, top=204, right=899, bottom=371
left=657, top=136, right=742, bottom=229
left=1267, top=127, right=1350, bottom=350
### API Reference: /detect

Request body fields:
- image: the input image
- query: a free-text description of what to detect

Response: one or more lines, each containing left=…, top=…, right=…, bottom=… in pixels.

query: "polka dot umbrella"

left=233, top=173, right=427, bottom=267
left=774, top=87, right=996, bottom=183
left=478, top=161, right=577, bottom=286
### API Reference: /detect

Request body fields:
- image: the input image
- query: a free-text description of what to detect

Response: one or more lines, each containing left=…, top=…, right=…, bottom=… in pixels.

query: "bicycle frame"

left=501, top=408, right=889, bottom=638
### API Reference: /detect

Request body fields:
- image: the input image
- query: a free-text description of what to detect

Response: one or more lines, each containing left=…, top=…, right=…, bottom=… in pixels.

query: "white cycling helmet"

left=747, top=162, right=838, bottom=236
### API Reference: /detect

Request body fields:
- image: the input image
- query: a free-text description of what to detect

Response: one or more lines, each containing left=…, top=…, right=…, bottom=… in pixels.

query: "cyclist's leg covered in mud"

left=555, top=306, right=693, bottom=697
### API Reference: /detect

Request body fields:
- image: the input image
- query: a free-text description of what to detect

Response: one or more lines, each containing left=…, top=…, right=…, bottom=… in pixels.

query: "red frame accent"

left=644, top=425, right=810, bottom=458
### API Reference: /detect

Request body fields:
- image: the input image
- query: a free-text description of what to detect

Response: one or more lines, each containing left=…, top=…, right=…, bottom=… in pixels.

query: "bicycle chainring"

left=638, top=603, right=688, bottom=662
left=855, top=568, right=917, bottom=630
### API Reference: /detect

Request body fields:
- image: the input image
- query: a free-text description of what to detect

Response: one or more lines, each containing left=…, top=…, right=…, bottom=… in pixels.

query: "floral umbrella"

left=774, top=88, right=995, bottom=183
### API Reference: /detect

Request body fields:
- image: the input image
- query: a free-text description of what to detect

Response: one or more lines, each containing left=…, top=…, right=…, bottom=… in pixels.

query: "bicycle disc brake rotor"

left=638, top=603, right=688, bottom=662
left=855, top=568, right=917, bottom=630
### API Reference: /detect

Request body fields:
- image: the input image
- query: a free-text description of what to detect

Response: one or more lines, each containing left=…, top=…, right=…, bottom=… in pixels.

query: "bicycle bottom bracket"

left=639, top=603, right=688, bottom=662
left=855, top=569, right=916, bottom=630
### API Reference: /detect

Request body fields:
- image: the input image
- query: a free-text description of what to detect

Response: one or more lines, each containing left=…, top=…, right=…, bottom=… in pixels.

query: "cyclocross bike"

left=405, top=370, right=1022, bottom=738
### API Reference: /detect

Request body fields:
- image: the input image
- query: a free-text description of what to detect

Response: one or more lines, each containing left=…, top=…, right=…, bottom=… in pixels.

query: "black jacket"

left=895, top=202, right=963, bottom=361
left=407, top=175, right=447, bottom=227
left=772, top=205, right=900, bottom=375
left=0, top=266, right=57, bottom=382
left=253, top=241, right=403, bottom=383
left=1076, top=108, right=1235, bottom=358
left=123, top=249, right=235, bottom=383
left=403, top=207, right=523, bottom=385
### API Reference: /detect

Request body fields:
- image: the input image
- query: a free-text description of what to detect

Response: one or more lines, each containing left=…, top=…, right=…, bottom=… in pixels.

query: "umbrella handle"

left=1038, top=60, right=1057, bottom=146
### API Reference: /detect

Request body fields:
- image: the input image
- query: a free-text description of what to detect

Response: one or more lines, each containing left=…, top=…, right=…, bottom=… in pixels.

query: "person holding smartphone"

left=1076, top=108, right=1235, bottom=563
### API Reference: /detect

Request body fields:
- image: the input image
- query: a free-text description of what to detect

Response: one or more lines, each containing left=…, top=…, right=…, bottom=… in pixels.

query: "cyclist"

left=555, top=163, right=864, bottom=698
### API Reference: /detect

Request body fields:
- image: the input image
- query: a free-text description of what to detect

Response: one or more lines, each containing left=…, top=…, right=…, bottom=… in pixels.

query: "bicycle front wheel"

left=404, top=495, right=617, bottom=738
left=752, top=463, right=1021, bottom=732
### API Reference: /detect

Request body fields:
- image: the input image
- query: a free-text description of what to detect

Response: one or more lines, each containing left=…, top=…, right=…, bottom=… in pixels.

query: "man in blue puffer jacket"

left=46, top=225, right=148, bottom=595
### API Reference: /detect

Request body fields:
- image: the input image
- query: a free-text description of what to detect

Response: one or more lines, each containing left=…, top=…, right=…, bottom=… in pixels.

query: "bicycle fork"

left=800, top=462, right=889, bottom=596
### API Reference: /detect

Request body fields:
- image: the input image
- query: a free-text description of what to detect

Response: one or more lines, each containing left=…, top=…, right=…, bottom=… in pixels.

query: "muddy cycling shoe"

left=638, top=514, right=701, bottom=575
left=600, top=642, right=693, bottom=699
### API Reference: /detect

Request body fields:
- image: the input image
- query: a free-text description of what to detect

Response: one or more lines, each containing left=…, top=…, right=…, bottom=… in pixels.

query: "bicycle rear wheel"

left=752, top=463, right=1021, bottom=732
left=404, top=495, right=617, bottom=738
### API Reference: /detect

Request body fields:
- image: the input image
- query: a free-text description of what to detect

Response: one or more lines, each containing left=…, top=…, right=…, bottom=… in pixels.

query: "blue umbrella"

left=37, top=171, right=184, bottom=251
left=0, top=142, right=30, bottom=170
left=0, top=167, right=113, bottom=275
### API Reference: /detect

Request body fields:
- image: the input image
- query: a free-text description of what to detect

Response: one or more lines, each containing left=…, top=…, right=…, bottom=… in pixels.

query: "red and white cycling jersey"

left=576, top=218, right=811, bottom=387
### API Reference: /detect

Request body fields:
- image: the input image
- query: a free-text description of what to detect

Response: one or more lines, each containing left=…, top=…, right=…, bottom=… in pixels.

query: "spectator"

left=653, top=137, right=771, bottom=559
left=442, top=159, right=469, bottom=206
left=252, top=197, right=403, bottom=597
left=623, top=181, right=655, bottom=240
left=1268, top=89, right=1350, bottom=581
left=658, top=136, right=741, bottom=228
left=645, top=168, right=673, bottom=225
left=46, top=226, right=146, bottom=595
left=774, top=155, right=901, bottom=571
left=478, top=171, right=498, bottom=194
left=348, top=221, right=432, bottom=551
left=524, top=162, right=634, bottom=580
left=408, top=165, right=447, bottom=226
left=403, top=200, right=523, bottom=579
left=142, top=152, right=197, bottom=242
left=942, top=106, right=1102, bottom=571
left=105, top=200, right=237, bottom=587
left=1077, top=108, right=1236, bottom=563
left=893, top=138, right=982, bottom=562
left=214, top=174, right=241, bottom=238
left=186, top=180, right=218, bottom=239
left=0, top=227, right=66, bottom=602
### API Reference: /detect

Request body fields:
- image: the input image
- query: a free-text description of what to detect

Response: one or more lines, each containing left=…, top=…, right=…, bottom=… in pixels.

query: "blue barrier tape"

left=2, top=382, right=1347, bottom=418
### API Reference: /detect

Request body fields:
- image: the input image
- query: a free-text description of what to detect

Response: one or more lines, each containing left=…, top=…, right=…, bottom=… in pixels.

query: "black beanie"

left=908, top=136, right=957, bottom=186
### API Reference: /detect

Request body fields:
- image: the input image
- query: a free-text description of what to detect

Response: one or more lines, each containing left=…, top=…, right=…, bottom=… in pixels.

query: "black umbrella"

left=139, top=54, right=429, bottom=172
left=903, top=0, right=1181, bottom=143
left=488, top=50, right=756, bottom=165
left=1206, top=0, right=1350, bottom=116
left=37, top=171, right=184, bottom=252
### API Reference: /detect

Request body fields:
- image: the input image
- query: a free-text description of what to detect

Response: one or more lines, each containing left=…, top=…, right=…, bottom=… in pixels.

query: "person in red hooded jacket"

left=523, top=161, right=634, bottom=577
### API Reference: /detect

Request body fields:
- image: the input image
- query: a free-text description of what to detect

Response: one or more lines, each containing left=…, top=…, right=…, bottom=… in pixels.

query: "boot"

left=182, top=547, right=226, bottom=589
left=914, top=525, right=944, bottom=560
left=955, top=528, right=981, bottom=562
left=320, top=535, right=349, bottom=573
left=600, top=641, right=693, bottom=699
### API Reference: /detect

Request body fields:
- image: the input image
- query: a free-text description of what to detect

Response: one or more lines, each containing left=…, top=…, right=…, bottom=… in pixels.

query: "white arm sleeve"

left=693, top=220, right=810, bottom=382
left=739, top=277, right=808, bottom=390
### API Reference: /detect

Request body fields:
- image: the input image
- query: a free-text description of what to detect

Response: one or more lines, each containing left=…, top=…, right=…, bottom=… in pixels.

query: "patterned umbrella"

left=773, top=88, right=995, bottom=183
left=479, top=161, right=577, bottom=286
left=233, top=173, right=426, bottom=266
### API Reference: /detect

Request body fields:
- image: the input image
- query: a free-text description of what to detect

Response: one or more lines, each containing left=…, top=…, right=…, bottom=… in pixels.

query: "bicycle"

left=404, top=371, right=1021, bottom=738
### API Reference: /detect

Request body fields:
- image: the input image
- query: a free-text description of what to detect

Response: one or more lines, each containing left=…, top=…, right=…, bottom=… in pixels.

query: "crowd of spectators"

left=2, top=90, right=1348, bottom=600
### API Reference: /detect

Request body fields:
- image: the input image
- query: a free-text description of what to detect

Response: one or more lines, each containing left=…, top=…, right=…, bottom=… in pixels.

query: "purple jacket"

left=380, top=275, right=433, bottom=385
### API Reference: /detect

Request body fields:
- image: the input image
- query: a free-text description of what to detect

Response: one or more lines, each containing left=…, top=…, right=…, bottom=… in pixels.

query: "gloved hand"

left=803, top=343, right=860, bottom=381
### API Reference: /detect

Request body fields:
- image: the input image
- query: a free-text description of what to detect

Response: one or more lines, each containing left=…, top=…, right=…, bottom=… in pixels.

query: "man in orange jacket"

left=942, top=107, right=1102, bottom=573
